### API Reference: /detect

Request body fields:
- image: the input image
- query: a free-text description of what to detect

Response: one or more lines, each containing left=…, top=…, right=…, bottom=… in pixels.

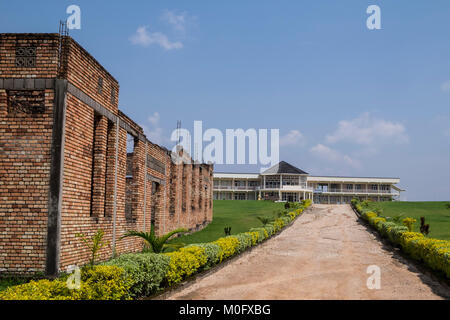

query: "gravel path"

left=162, top=204, right=450, bottom=300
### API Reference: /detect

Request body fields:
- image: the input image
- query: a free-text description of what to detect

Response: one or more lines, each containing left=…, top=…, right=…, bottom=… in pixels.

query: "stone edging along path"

left=147, top=207, right=310, bottom=300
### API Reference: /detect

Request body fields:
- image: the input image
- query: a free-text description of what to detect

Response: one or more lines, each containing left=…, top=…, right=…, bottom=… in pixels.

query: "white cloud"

left=162, top=10, right=188, bottom=33
left=142, top=112, right=166, bottom=145
left=310, top=144, right=361, bottom=169
left=441, top=81, right=450, bottom=92
left=129, top=26, right=183, bottom=50
left=280, top=130, right=306, bottom=147
left=325, top=112, right=409, bottom=146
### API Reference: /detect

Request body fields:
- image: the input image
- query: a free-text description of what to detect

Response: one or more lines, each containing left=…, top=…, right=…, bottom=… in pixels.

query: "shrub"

left=232, top=233, right=253, bottom=252
left=186, top=243, right=221, bottom=268
left=379, top=221, right=398, bottom=238
left=264, top=224, right=275, bottom=237
left=270, top=218, right=285, bottom=233
left=302, top=199, right=312, bottom=208
left=213, top=236, right=240, bottom=262
left=0, top=279, right=72, bottom=300
left=399, top=232, right=425, bottom=254
left=362, top=211, right=377, bottom=221
left=0, top=265, right=132, bottom=300
left=386, top=224, right=409, bottom=244
left=280, top=216, right=291, bottom=226
left=352, top=198, right=450, bottom=278
left=402, top=217, right=417, bottom=232
left=249, top=228, right=268, bottom=242
left=371, top=217, right=386, bottom=232
left=70, top=265, right=132, bottom=300
left=164, top=246, right=207, bottom=286
left=103, top=252, right=170, bottom=297
left=288, top=211, right=296, bottom=221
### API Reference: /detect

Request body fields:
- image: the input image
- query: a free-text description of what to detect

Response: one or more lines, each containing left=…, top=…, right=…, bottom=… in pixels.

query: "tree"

left=120, top=223, right=188, bottom=253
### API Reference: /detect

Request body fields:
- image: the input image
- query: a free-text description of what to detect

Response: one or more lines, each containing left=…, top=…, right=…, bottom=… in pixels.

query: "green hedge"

left=0, top=265, right=132, bottom=300
left=1, top=200, right=313, bottom=300
left=352, top=198, right=450, bottom=278
left=102, top=252, right=170, bottom=297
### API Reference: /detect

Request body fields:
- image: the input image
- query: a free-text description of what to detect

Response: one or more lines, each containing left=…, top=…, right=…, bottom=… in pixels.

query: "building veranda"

left=213, top=161, right=402, bottom=204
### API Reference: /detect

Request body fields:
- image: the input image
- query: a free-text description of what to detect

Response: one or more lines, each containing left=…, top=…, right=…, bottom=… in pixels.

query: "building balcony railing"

left=314, top=188, right=398, bottom=195
left=213, top=185, right=314, bottom=192
left=213, top=186, right=258, bottom=191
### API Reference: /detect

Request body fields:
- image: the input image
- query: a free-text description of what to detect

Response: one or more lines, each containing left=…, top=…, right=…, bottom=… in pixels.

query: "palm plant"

left=256, top=216, right=272, bottom=226
left=120, top=223, right=188, bottom=253
left=75, top=229, right=108, bottom=266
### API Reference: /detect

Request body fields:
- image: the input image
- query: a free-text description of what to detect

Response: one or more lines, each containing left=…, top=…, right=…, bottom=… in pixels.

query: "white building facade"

left=213, top=161, right=402, bottom=204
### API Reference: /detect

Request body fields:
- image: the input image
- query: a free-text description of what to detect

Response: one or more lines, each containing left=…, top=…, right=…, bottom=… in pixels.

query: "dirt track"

left=162, top=205, right=450, bottom=300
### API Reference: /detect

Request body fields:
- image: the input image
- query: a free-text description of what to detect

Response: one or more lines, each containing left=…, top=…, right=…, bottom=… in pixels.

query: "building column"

left=46, top=79, right=68, bottom=277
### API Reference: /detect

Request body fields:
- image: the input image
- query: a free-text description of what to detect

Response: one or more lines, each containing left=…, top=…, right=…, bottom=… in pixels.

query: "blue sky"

left=1, top=1, right=450, bottom=201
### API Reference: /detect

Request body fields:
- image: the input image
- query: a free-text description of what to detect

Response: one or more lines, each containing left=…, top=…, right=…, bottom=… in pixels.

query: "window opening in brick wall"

left=110, top=87, right=116, bottom=105
left=15, top=46, right=36, bottom=68
left=97, top=77, right=103, bottom=94
left=90, top=114, right=102, bottom=217
left=104, top=120, right=115, bottom=217
left=125, top=133, right=137, bottom=222
left=7, top=90, right=45, bottom=115
left=151, top=181, right=160, bottom=224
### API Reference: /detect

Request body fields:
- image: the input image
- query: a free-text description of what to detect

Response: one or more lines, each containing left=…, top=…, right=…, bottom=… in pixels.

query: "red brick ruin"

left=0, top=34, right=213, bottom=276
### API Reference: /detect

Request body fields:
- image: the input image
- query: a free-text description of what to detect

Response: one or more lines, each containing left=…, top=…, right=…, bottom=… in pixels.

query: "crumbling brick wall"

left=0, top=33, right=213, bottom=275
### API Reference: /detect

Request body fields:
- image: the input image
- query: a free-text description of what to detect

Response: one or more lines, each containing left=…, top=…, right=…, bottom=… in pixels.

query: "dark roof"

left=261, top=161, right=308, bottom=175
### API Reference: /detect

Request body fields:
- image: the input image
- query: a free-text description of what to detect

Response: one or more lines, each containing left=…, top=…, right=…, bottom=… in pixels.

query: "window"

left=97, top=77, right=103, bottom=94
left=7, top=90, right=45, bottom=115
left=355, top=184, right=362, bottom=190
left=346, top=184, right=353, bottom=190
left=15, top=46, right=36, bottom=68
left=371, top=184, right=378, bottom=191
left=111, top=87, right=116, bottom=104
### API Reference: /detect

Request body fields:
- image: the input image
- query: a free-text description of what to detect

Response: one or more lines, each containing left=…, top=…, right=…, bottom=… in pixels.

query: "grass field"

left=170, top=200, right=286, bottom=244
left=367, top=201, right=450, bottom=240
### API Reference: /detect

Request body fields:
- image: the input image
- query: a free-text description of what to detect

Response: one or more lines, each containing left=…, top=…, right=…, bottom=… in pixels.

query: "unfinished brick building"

left=0, top=33, right=213, bottom=276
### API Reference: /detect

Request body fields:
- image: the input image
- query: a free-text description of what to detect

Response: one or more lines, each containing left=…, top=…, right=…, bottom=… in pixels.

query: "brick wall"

left=0, top=33, right=213, bottom=275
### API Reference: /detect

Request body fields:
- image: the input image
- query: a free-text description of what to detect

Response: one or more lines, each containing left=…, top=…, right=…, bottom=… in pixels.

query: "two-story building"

left=213, top=161, right=402, bottom=204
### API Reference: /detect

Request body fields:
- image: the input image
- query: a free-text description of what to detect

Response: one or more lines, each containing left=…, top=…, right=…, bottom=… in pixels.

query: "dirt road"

left=162, top=205, right=449, bottom=300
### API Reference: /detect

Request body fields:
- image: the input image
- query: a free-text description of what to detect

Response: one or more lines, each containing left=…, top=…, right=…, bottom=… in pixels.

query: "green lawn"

left=367, top=201, right=450, bottom=240
left=170, top=200, right=286, bottom=244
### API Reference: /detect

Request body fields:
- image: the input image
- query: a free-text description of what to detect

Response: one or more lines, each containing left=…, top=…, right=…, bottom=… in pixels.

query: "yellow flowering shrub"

left=0, top=279, right=72, bottom=300
left=245, top=231, right=259, bottom=246
left=402, top=217, right=416, bottom=232
left=272, top=218, right=285, bottom=233
left=213, top=236, right=240, bottom=262
left=399, top=232, right=424, bottom=253
left=164, top=246, right=207, bottom=286
left=362, top=211, right=377, bottom=221
left=71, top=265, right=132, bottom=300
left=352, top=198, right=450, bottom=278
left=0, top=265, right=132, bottom=300
left=288, top=211, right=296, bottom=221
